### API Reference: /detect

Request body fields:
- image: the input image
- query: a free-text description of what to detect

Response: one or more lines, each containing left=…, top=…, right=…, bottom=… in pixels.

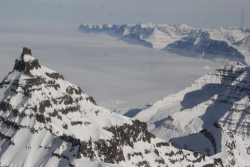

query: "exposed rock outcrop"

left=0, top=48, right=221, bottom=167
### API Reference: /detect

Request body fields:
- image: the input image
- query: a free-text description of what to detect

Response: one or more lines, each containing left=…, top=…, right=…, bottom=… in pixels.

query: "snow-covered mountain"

left=0, top=48, right=222, bottom=167
left=134, top=63, right=250, bottom=166
left=78, top=23, right=250, bottom=64
left=165, top=29, right=245, bottom=63
left=78, top=23, right=193, bottom=49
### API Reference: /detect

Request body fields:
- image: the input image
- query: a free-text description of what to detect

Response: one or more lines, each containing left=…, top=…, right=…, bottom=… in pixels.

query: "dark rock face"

left=0, top=101, right=13, bottom=112
left=36, top=114, right=46, bottom=123
left=58, top=105, right=80, bottom=115
left=86, top=96, right=96, bottom=105
left=66, top=86, right=83, bottom=95
left=45, top=80, right=60, bottom=90
left=200, top=129, right=217, bottom=154
left=21, top=47, right=32, bottom=58
left=104, top=120, right=156, bottom=146
left=94, top=139, right=125, bottom=164
left=24, top=77, right=46, bottom=90
left=214, top=122, right=222, bottom=129
left=246, top=146, right=250, bottom=155
left=0, top=78, right=11, bottom=89
left=13, top=47, right=41, bottom=75
left=58, top=94, right=74, bottom=105
left=0, top=132, right=11, bottom=143
left=39, top=100, right=52, bottom=113
left=0, top=116, right=20, bottom=130
left=45, top=72, right=64, bottom=80
left=156, top=142, right=170, bottom=147
left=23, top=59, right=41, bottom=75
left=71, top=121, right=83, bottom=126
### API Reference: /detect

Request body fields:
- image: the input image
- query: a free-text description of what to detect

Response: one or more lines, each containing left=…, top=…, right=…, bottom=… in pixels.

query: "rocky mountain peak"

left=21, top=47, right=32, bottom=58
left=0, top=48, right=223, bottom=166
left=13, top=47, right=41, bottom=75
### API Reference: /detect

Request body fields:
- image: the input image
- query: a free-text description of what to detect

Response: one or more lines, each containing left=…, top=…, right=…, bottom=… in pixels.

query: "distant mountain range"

left=134, top=63, right=250, bottom=166
left=0, top=48, right=222, bottom=166
left=79, top=23, right=250, bottom=64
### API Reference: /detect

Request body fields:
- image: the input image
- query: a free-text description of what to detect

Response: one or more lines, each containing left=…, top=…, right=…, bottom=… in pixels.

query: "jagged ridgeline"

left=79, top=23, right=250, bottom=64
left=0, top=48, right=222, bottom=167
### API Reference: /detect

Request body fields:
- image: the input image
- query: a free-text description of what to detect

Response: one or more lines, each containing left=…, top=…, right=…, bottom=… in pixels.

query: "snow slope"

left=79, top=23, right=250, bottom=64
left=135, top=63, right=250, bottom=166
left=0, top=48, right=222, bottom=167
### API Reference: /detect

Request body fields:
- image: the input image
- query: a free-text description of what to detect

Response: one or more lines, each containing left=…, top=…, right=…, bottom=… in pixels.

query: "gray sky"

left=1, top=0, right=250, bottom=28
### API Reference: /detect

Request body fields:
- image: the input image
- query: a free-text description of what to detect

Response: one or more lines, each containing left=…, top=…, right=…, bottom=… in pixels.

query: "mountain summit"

left=0, top=48, right=222, bottom=166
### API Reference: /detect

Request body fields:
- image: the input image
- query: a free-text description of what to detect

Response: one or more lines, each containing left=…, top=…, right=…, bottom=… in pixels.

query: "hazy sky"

left=1, top=0, right=250, bottom=28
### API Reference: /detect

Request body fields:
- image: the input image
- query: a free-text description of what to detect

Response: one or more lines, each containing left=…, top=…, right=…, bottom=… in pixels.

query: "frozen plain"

left=0, top=20, right=224, bottom=114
